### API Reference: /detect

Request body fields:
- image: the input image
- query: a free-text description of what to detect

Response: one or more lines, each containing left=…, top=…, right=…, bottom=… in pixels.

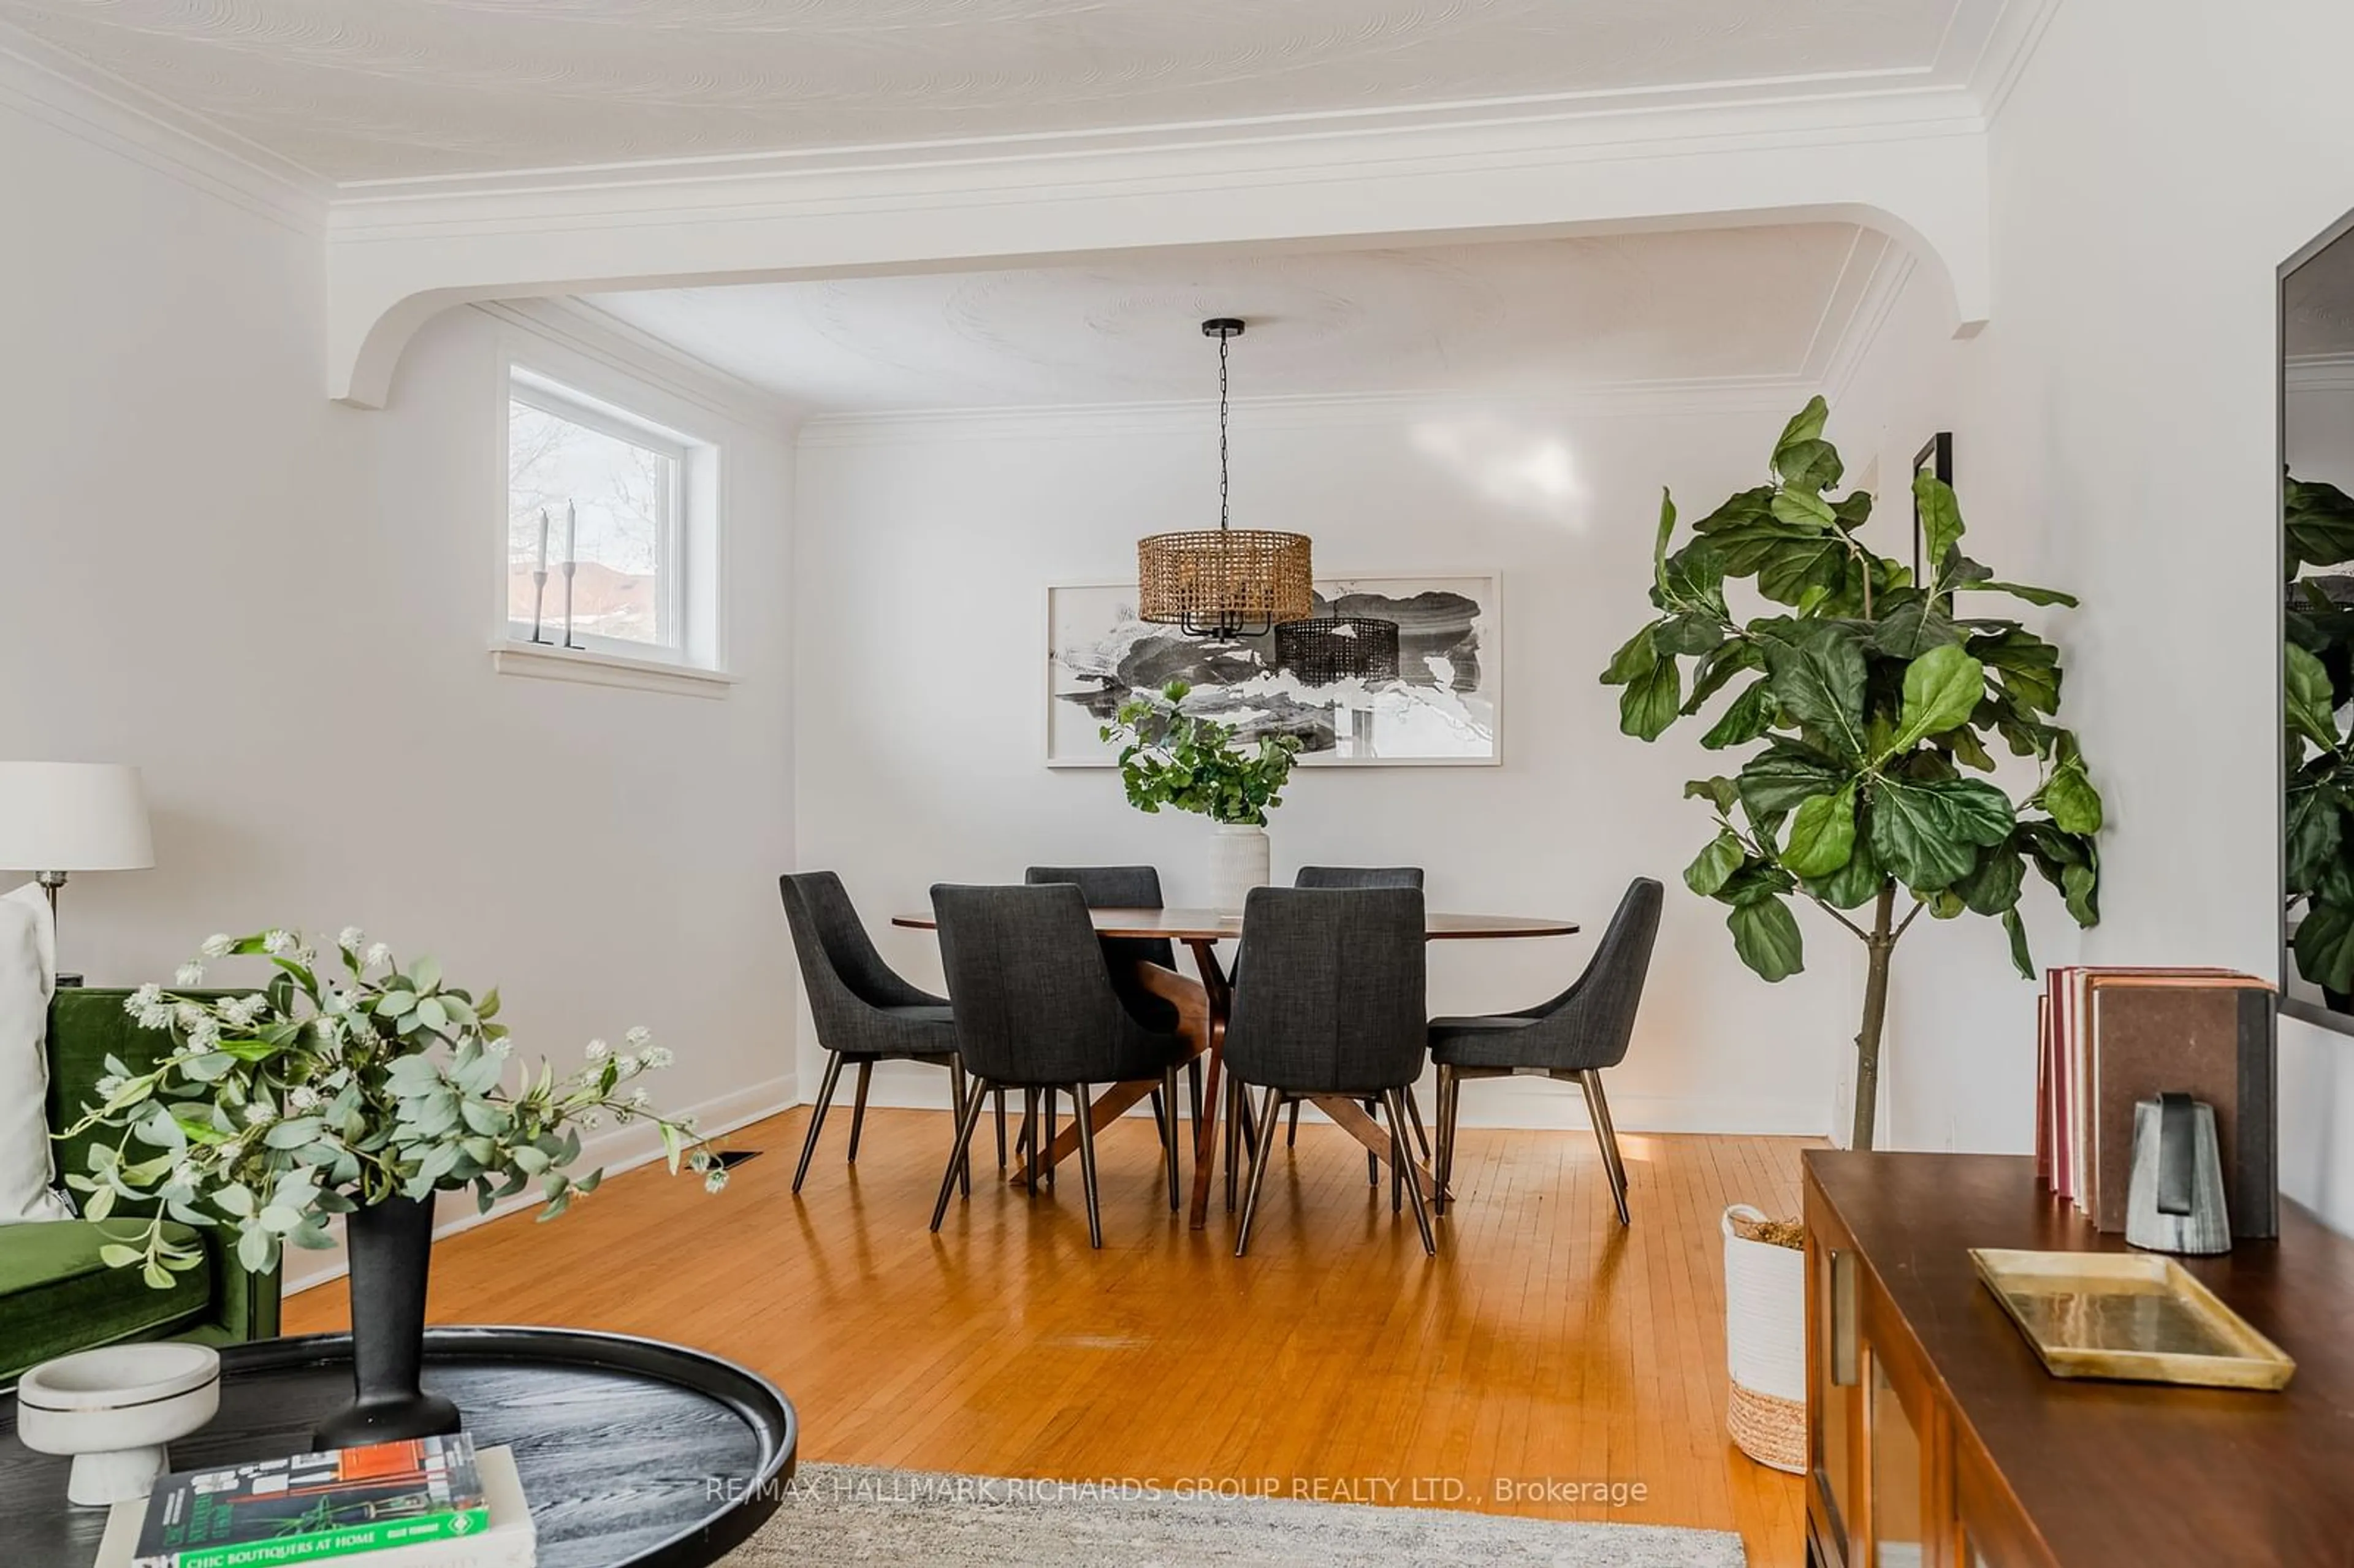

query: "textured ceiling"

left=0, top=0, right=1994, bottom=183
left=582, top=224, right=1890, bottom=412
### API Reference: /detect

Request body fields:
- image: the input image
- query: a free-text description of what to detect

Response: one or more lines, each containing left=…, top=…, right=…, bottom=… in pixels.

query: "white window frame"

left=496, top=356, right=731, bottom=695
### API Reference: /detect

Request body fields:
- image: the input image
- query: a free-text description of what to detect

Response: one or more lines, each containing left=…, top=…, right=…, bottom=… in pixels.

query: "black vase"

left=311, top=1193, right=462, bottom=1449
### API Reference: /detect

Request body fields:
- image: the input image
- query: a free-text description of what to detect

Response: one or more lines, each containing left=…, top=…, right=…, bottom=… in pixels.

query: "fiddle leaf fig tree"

left=1600, top=397, right=2105, bottom=1150
left=2283, top=474, right=2354, bottom=994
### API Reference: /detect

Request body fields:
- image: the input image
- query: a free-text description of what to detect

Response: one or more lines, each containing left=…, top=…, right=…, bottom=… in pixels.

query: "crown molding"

left=323, top=86, right=1987, bottom=243
left=1797, top=227, right=1897, bottom=386
left=1968, top=0, right=2065, bottom=126
left=474, top=298, right=806, bottom=433
left=0, top=2, right=2059, bottom=224
left=0, top=10, right=2025, bottom=416
left=0, top=7, right=2058, bottom=278
left=1823, top=242, right=1921, bottom=404
left=795, top=380, right=1815, bottom=447
left=2287, top=352, right=2354, bottom=394
left=0, top=26, right=327, bottom=236
left=331, top=72, right=1980, bottom=205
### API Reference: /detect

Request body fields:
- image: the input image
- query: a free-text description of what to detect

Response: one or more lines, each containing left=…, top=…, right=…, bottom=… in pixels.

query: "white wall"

left=1, top=101, right=801, bottom=1283
left=1823, top=265, right=2088, bottom=1154
left=793, top=399, right=1864, bottom=1136
left=1819, top=1, right=2354, bottom=1230
left=1968, top=1, right=2354, bottom=1235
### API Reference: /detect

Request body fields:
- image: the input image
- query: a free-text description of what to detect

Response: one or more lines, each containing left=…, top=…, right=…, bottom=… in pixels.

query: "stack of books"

left=2036, top=966, right=2277, bottom=1238
left=97, top=1434, right=535, bottom=1568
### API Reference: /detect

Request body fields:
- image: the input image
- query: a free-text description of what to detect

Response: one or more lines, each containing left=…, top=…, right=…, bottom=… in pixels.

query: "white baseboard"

left=281, top=1071, right=798, bottom=1296
left=809, top=1066, right=1827, bottom=1138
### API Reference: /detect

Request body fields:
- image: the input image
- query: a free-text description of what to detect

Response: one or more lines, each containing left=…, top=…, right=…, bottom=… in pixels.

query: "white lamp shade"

left=0, top=763, right=154, bottom=873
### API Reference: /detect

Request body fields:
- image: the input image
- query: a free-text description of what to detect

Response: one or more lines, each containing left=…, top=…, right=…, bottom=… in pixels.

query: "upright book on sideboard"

left=2036, top=966, right=2277, bottom=1239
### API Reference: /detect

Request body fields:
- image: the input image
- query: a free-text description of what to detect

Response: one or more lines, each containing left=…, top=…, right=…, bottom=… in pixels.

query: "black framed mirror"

left=2281, top=209, right=2354, bottom=1031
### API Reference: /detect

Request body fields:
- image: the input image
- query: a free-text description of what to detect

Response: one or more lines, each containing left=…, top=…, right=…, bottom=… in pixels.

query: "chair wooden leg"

left=1287, top=1098, right=1301, bottom=1147
left=928, top=1080, right=992, bottom=1233
left=1071, top=1084, right=1104, bottom=1250
left=1233, top=1068, right=1252, bottom=1200
left=1404, top=1084, right=1432, bottom=1163
left=1235, top=1086, right=1283, bottom=1257
left=1390, top=1099, right=1404, bottom=1214
left=1364, top=1098, right=1380, bottom=1186
left=994, top=1086, right=1008, bottom=1170
left=846, top=1060, right=874, bottom=1163
left=791, top=1051, right=847, bottom=1194
left=1150, top=1087, right=1168, bottom=1147
left=1435, top=1065, right=1459, bottom=1216
left=1187, top=1057, right=1203, bottom=1129
left=948, top=1061, right=971, bottom=1199
left=1162, top=1066, right=1183, bottom=1212
left=1580, top=1070, right=1632, bottom=1225
left=1385, top=1089, right=1438, bottom=1256
left=1022, top=1087, right=1038, bottom=1198
left=1044, top=1092, right=1058, bottom=1190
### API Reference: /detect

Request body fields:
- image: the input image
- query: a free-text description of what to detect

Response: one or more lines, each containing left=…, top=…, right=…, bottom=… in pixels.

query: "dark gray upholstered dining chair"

left=1282, top=867, right=1430, bottom=1174
left=1224, top=886, right=1435, bottom=1257
left=929, top=883, right=1189, bottom=1248
left=1024, top=865, right=1202, bottom=1138
left=1428, top=877, right=1663, bottom=1226
left=778, top=871, right=982, bottom=1198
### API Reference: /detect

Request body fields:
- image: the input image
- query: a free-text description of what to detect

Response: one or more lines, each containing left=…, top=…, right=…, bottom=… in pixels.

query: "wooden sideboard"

left=1803, top=1151, right=2354, bottom=1568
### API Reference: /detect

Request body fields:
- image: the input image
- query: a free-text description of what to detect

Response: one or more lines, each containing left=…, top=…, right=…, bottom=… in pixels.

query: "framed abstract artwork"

left=1046, top=574, right=1502, bottom=767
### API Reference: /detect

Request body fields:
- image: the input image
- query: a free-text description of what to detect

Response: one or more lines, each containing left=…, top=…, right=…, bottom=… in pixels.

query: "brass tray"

left=1969, top=1248, right=2296, bottom=1391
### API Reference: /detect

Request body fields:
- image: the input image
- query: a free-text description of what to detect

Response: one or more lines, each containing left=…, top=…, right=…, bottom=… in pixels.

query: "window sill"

left=490, top=642, right=735, bottom=699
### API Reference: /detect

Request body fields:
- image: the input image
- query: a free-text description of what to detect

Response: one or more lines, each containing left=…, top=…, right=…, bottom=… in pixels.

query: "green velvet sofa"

left=1, top=988, right=281, bottom=1384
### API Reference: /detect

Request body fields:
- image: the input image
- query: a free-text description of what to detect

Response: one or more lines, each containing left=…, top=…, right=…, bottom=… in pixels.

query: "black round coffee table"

left=1, top=1326, right=798, bottom=1568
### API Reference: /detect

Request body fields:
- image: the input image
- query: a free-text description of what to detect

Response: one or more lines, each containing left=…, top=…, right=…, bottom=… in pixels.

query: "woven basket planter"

left=1721, top=1203, right=1807, bottom=1474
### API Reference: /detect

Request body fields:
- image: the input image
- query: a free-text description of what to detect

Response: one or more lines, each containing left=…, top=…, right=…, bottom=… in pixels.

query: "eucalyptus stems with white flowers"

left=61, top=926, right=724, bottom=1290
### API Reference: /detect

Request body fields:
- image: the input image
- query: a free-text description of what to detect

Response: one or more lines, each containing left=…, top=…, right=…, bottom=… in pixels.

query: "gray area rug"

left=725, top=1463, right=1746, bottom=1566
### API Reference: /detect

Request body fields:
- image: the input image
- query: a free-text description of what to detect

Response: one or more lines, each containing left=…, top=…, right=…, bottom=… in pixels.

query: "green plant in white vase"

left=61, top=926, right=723, bottom=1445
left=1102, top=679, right=1303, bottom=907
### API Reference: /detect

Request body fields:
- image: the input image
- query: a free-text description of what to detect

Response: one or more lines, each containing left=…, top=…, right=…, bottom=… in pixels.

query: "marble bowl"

left=17, top=1342, right=221, bottom=1506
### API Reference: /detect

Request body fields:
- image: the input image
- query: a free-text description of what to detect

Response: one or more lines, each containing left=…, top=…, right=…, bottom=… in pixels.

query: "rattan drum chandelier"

left=1136, top=319, right=1313, bottom=639
left=1276, top=615, right=1401, bottom=685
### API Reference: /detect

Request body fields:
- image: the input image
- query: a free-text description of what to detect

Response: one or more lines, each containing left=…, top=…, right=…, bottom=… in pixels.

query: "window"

left=505, top=370, right=703, bottom=662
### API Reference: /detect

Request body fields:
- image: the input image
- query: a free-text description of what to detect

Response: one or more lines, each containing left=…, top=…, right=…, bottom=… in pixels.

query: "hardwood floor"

left=288, top=1108, right=1808, bottom=1563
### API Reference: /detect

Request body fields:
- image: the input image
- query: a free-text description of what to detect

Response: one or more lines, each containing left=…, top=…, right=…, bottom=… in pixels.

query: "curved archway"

left=329, top=134, right=1989, bottom=408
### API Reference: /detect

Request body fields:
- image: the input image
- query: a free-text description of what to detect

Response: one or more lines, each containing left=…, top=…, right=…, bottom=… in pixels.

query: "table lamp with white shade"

left=0, top=762, right=154, bottom=949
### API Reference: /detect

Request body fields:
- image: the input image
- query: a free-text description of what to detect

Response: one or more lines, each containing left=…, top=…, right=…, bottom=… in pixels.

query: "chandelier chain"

left=1217, top=328, right=1230, bottom=534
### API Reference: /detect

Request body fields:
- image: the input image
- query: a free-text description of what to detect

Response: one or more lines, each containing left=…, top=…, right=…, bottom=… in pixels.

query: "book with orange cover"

left=2043, top=967, right=2075, bottom=1198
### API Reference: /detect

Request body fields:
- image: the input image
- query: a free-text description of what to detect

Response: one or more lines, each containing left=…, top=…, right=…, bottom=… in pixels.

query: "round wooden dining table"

left=892, top=905, right=1579, bottom=1229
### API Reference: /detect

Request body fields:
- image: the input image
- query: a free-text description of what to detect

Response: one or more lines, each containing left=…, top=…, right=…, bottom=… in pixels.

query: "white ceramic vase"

left=17, top=1342, right=221, bottom=1505
left=1208, top=823, right=1272, bottom=911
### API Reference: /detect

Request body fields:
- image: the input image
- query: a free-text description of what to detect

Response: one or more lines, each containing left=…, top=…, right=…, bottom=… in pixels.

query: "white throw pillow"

left=0, top=881, right=74, bottom=1221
